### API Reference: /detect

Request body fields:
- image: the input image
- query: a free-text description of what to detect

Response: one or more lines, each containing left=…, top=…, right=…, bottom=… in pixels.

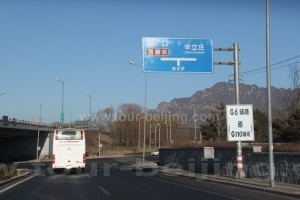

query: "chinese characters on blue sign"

left=142, top=37, right=213, bottom=73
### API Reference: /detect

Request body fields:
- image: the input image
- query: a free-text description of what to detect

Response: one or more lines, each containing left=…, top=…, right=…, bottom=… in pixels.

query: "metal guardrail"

left=0, top=116, right=58, bottom=129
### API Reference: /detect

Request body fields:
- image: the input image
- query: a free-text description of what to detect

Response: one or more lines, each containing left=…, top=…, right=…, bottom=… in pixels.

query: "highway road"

left=0, top=156, right=298, bottom=200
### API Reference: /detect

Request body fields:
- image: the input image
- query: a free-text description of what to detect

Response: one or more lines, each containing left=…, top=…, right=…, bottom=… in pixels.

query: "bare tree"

left=208, top=102, right=227, bottom=140
left=285, top=63, right=300, bottom=115
left=95, top=107, right=114, bottom=132
left=115, top=103, right=143, bottom=148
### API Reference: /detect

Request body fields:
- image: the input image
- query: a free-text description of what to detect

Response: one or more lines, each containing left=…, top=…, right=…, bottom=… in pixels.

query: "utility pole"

left=149, top=123, right=152, bottom=149
left=56, top=79, right=64, bottom=126
left=39, top=103, right=45, bottom=123
left=169, top=111, right=172, bottom=143
left=193, top=105, right=197, bottom=141
left=158, top=123, right=161, bottom=149
left=87, top=94, right=92, bottom=130
left=154, top=124, right=157, bottom=150
left=128, top=61, right=147, bottom=165
left=214, top=43, right=245, bottom=178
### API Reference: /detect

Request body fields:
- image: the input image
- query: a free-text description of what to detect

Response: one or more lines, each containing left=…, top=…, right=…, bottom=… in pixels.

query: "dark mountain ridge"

left=150, top=82, right=290, bottom=124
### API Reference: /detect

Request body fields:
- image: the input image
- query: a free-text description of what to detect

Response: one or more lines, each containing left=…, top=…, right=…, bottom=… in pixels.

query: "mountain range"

left=151, top=82, right=290, bottom=125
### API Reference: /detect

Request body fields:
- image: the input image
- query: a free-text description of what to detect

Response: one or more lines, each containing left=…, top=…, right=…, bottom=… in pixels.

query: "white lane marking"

left=0, top=174, right=36, bottom=194
left=97, top=185, right=111, bottom=196
left=148, top=176, right=242, bottom=200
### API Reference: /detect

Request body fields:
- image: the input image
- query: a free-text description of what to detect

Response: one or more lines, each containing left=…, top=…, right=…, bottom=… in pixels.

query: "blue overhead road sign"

left=142, top=37, right=213, bottom=73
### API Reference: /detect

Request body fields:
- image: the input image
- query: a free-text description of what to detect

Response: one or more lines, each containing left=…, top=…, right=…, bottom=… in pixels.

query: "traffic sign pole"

left=143, top=39, right=246, bottom=178
left=215, top=43, right=245, bottom=178
left=233, top=43, right=245, bottom=179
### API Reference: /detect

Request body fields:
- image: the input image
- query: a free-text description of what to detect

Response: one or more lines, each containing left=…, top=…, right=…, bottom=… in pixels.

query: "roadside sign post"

left=142, top=38, right=248, bottom=178
left=232, top=43, right=245, bottom=179
left=2, top=115, right=8, bottom=125
left=214, top=43, right=247, bottom=178
left=141, top=37, right=213, bottom=166
left=226, top=104, right=254, bottom=179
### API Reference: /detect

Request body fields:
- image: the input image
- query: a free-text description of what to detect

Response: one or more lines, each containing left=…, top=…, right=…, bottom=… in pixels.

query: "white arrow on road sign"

left=160, top=57, right=197, bottom=67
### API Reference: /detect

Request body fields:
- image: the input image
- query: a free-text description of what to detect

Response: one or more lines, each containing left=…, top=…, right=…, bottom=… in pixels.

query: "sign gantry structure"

left=142, top=37, right=248, bottom=178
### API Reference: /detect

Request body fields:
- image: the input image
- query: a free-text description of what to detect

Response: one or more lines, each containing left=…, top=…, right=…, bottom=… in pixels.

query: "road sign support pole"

left=233, top=43, right=245, bottom=178
left=98, top=131, right=101, bottom=158
left=214, top=43, right=245, bottom=179
left=36, top=129, right=40, bottom=161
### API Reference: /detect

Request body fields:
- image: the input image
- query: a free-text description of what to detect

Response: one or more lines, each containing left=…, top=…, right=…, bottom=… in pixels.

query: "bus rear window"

left=55, top=130, right=82, bottom=140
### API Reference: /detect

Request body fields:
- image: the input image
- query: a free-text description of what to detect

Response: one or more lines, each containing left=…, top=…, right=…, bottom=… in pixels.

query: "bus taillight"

left=52, top=154, right=55, bottom=164
left=83, top=154, right=86, bottom=163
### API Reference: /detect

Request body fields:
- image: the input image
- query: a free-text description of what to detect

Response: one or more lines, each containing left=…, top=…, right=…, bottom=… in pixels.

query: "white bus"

left=52, top=128, right=86, bottom=172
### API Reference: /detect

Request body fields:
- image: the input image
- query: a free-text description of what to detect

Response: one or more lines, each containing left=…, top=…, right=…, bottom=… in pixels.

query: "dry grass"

left=101, top=148, right=136, bottom=156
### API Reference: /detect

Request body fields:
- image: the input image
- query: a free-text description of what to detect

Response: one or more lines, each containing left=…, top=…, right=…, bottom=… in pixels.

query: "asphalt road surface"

left=0, top=156, right=298, bottom=200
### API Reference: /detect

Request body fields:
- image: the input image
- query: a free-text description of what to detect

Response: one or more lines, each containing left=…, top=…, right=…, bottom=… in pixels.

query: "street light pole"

left=149, top=123, right=152, bottom=149
left=98, top=131, right=101, bottom=158
left=154, top=124, right=157, bottom=150
left=69, top=110, right=73, bottom=128
left=56, top=78, right=64, bottom=126
left=39, top=103, right=45, bottom=123
left=165, top=118, right=168, bottom=143
left=129, top=61, right=147, bottom=165
left=138, top=116, right=141, bottom=149
left=266, top=0, right=275, bottom=187
left=169, top=111, right=172, bottom=143
left=87, top=94, right=92, bottom=130
left=158, top=123, right=161, bottom=149
left=193, top=105, right=197, bottom=142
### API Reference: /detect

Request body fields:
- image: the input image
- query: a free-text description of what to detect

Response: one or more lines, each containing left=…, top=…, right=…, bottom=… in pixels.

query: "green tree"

left=273, top=108, right=300, bottom=142
left=253, top=108, right=268, bottom=142
left=272, top=117, right=286, bottom=142
left=284, top=108, right=300, bottom=142
left=200, top=123, right=219, bottom=140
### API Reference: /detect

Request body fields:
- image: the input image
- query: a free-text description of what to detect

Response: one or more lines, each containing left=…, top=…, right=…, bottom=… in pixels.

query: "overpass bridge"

left=0, top=116, right=57, bottom=163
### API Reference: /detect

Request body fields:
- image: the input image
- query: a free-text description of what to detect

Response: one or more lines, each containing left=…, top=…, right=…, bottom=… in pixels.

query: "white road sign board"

left=226, top=104, right=255, bottom=141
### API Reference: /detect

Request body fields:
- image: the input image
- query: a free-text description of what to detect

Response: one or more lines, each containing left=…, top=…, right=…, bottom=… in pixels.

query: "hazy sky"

left=0, top=0, right=299, bottom=123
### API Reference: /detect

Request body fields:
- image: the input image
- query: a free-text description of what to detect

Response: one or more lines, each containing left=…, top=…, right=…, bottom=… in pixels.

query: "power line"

left=242, top=61, right=300, bottom=76
left=240, top=55, right=300, bottom=76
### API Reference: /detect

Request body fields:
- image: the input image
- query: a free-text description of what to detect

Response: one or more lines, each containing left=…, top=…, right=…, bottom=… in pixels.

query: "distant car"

left=151, top=150, right=159, bottom=156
